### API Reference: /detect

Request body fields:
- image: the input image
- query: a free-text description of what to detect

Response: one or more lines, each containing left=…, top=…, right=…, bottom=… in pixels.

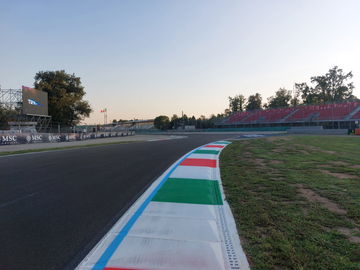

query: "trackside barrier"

left=0, top=131, right=135, bottom=146
left=287, top=126, right=349, bottom=135
left=136, top=126, right=289, bottom=133
left=76, top=140, right=250, bottom=270
left=355, top=128, right=360, bottom=135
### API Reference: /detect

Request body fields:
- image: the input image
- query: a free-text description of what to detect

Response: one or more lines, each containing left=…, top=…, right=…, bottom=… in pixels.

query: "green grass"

left=220, top=135, right=360, bottom=270
left=0, top=140, right=143, bottom=156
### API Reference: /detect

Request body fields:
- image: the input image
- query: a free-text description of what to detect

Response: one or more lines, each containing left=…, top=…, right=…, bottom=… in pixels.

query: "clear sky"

left=1, top=0, right=359, bottom=124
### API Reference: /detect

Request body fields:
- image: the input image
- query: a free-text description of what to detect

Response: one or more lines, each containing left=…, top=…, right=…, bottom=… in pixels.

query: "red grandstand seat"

left=224, top=101, right=360, bottom=124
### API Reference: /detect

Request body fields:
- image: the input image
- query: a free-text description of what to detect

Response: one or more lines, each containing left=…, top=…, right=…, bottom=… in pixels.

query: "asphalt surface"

left=0, top=134, right=235, bottom=270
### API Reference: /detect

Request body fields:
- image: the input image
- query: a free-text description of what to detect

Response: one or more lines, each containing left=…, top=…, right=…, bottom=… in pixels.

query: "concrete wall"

left=287, top=126, right=348, bottom=135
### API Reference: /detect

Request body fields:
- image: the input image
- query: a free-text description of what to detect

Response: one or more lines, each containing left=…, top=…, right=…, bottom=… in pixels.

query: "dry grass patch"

left=270, top=160, right=283, bottom=165
left=294, top=184, right=347, bottom=215
left=254, top=158, right=266, bottom=167
left=330, top=161, right=350, bottom=166
left=319, top=169, right=357, bottom=179
left=264, top=136, right=292, bottom=142
left=336, top=227, right=360, bottom=244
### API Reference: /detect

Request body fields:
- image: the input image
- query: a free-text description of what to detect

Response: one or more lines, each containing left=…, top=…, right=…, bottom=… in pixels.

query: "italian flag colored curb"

left=76, top=141, right=250, bottom=270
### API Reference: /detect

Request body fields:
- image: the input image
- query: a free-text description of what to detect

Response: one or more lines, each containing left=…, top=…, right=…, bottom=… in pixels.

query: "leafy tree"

left=246, top=93, right=262, bottom=111
left=228, top=94, right=246, bottom=112
left=189, top=115, right=196, bottom=126
left=290, top=88, right=301, bottom=107
left=296, top=82, right=319, bottom=105
left=195, top=115, right=216, bottom=129
left=154, top=115, right=170, bottom=130
left=0, top=106, right=17, bottom=129
left=298, top=66, right=356, bottom=105
left=171, top=114, right=178, bottom=122
left=310, top=66, right=355, bottom=103
left=169, top=114, right=179, bottom=129
left=111, top=119, right=118, bottom=126
left=290, top=96, right=300, bottom=107
left=224, top=108, right=231, bottom=116
left=34, top=70, right=92, bottom=126
left=238, top=95, right=246, bottom=111
left=267, top=88, right=292, bottom=108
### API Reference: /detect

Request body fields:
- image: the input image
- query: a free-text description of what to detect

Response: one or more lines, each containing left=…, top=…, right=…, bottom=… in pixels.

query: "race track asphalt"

left=0, top=134, right=235, bottom=270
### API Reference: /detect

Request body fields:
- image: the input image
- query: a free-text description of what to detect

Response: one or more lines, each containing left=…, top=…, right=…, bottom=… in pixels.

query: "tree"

left=0, top=106, right=17, bottom=129
left=171, top=114, right=178, bottom=122
left=34, top=70, right=92, bottom=126
left=189, top=115, right=196, bottom=126
left=310, top=66, right=355, bottom=103
left=290, top=95, right=300, bottom=107
left=169, top=114, right=179, bottom=129
left=290, top=87, right=301, bottom=107
left=112, top=119, right=118, bottom=126
left=228, top=94, right=246, bottom=112
left=267, top=88, right=292, bottom=109
left=224, top=108, right=231, bottom=116
left=297, top=66, right=356, bottom=105
left=154, top=115, right=170, bottom=130
left=246, top=93, right=262, bottom=111
left=195, top=115, right=216, bottom=129
left=296, top=82, right=319, bottom=105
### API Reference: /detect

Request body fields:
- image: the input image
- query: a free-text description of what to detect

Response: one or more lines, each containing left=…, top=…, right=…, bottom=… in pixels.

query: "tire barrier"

left=0, top=131, right=135, bottom=146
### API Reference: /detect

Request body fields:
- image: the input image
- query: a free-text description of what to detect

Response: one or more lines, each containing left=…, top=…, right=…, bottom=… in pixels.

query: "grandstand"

left=117, top=119, right=154, bottom=130
left=218, top=101, right=360, bottom=129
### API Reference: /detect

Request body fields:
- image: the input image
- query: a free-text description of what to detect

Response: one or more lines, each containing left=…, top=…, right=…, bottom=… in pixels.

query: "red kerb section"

left=180, top=158, right=217, bottom=168
left=204, top=145, right=224, bottom=148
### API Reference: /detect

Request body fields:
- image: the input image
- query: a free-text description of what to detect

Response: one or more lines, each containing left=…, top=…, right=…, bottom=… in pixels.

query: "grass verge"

left=220, top=135, right=360, bottom=270
left=0, top=140, right=144, bottom=156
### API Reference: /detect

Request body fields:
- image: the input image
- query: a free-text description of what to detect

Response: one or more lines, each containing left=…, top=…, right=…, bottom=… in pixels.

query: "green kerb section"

left=152, top=178, right=223, bottom=205
left=193, top=149, right=220, bottom=155
left=212, top=141, right=231, bottom=144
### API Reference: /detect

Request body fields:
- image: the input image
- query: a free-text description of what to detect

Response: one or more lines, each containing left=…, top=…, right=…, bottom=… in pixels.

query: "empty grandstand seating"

left=223, top=101, right=360, bottom=125
left=245, top=107, right=296, bottom=123
left=288, top=102, right=360, bottom=122
left=227, top=111, right=252, bottom=124
left=351, top=110, right=360, bottom=120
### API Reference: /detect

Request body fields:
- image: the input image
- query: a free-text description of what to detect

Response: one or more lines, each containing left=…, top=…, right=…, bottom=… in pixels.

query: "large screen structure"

left=22, top=86, right=49, bottom=116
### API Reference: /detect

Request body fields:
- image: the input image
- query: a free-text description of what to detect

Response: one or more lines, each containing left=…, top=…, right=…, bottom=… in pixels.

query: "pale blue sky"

left=1, top=0, right=359, bottom=123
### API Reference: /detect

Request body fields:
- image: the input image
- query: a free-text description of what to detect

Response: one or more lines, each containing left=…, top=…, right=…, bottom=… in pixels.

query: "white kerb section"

left=76, top=141, right=250, bottom=270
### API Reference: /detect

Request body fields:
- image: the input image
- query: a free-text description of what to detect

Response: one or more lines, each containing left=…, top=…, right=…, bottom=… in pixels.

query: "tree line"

left=154, top=114, right=223, bottom=130
left=227, top=66, right=357, bottom=114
